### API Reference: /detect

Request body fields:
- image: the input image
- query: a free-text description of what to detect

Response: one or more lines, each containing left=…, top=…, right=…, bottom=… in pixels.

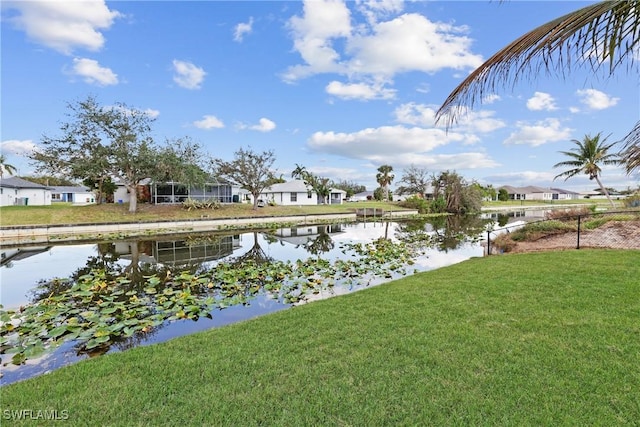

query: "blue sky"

left=2, top=0, right=638, bottom=193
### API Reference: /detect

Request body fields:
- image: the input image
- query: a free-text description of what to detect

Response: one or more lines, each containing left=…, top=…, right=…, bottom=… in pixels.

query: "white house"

left=258, top=180, right=318, bottom=206
left=0, top=177, right=51, bottom=207
left=50, top=186, right=95, bottom=205
left=500, top=185, right=580, bottom=201
left=258, top=180, right=347, bottom=206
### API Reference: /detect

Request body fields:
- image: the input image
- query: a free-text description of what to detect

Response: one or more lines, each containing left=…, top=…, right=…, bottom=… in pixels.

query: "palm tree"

left=553, top=133, right=619, bottom=207
left=376, top=165, right=394, bottom=201
left=0, top=154, right=18, bottom=178
left=620, top=121, right=640, bottom=175
left=434, top=0, right=639, bottom=170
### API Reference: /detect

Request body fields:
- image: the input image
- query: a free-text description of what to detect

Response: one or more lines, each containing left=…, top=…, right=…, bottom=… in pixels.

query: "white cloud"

left=482, top=94, right=501, bottom=104
left=193, top=115, right=225, bottom=130
left=308, top=125, right=461, bottom=160
left=238, top=118, right=277, bottom=132
left=234, top=17, right=254, bottom=42
left=394, top=103, right=505, bottom=134
left=70, top=58, right=118, bottom=86
left=526, top=92, right=557, bottom=111
left=172, top=60, right=206, bottom=89
left=253, top=118, right=276, bottom=132
left=3, top=0, right=121, bottom=54
left=576, top=89, right=619, bottom=110
left=346, top=13, right=483, bottom=77
left=503, top=118, right=573, bottom=147
left=1, top=139, right=37, bottom=156
left=326, top=80, right=396, bottom=100
left=283, top=0, right=352, bottom=81
left=284, top=2, right=483, bottom=83
left=143, top=109, right=160, bottom=119
left=356, top=0, right=405, bottom=25
left=394, top=103, right=437, bottom=126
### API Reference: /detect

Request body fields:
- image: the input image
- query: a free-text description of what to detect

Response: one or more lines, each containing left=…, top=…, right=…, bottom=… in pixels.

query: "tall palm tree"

left=376, top=165, right=394, bottom=201
left=553, top=133, right=619, bottom=207
left=435, top=0, right=639, bottom=171
left=0, top=154, right=18, bottom=178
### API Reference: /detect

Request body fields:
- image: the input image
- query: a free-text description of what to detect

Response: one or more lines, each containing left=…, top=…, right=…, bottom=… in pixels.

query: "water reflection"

left=0, top=217, right=491, bottom=385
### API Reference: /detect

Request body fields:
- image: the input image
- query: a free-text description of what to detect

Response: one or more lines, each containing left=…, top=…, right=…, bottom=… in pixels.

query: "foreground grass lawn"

left=2, top=250, right=639, bottom=425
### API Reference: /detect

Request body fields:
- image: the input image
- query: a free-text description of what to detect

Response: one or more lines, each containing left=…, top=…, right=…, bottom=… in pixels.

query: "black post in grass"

left=577, top=215, right=581, bottom=250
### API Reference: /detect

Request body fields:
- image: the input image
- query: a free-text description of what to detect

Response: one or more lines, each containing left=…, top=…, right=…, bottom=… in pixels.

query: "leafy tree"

left=30, top=96, right=201, bottom=213
left=0, top=154, right=18, bottom=178
left=212, top=147, right=276, bottom=210
left=498, top=188, right=510, bottom=202
left=373, top=186, right=392, bottom=201
left=472, top=183, right=496, bottom=201
left=83, top=176, right=117, bottom=203
left=396, top=164, right=430, bottom=197
left=375, top=165, right=394, bottom=201
left=431, top=171, right=482, bottom=214
left=333, top=180, right=366, bottom=198
left=553, top=133, right=619, bottom=207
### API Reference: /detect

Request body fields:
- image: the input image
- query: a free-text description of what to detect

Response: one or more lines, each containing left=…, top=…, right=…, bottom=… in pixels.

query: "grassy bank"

left=0, top=201, right=405, bottom=227
left=2, top=249, right=638, bottom=425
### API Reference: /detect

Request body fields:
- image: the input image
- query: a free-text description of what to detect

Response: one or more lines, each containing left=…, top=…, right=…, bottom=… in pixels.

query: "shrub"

left=510, top=220, right=575, bottom=241
left=544, top=206, right=592, bottom=221
left=398, top=196, right=430, bottom=214
left=623, top=192, right=640, bottom=208
left=491, top=233, right=517, bottom=253
left=182, top=199, right=221, bottom=211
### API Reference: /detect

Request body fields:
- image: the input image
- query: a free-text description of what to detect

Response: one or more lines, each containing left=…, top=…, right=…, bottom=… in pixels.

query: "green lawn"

left=0, top=201, right=406, bottom=227
left=2, top=249, right=638, bottom=426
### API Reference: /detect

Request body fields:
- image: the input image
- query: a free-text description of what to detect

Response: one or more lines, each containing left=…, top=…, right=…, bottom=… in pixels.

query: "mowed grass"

left=2, top=249, right=639, bottom=426
left=0, top=201, right=405, bottom=227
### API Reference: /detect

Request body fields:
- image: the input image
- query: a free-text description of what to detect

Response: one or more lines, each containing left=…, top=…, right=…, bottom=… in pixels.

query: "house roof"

left=0, top=177, right=49, bottom=189
left=50, top=186, right=92, bottom=193
left=264, top=180, right=310, bottom=193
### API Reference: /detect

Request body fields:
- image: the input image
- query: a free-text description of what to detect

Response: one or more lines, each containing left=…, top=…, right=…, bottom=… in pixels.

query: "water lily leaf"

left=47, top=325, right=68, bottom=339
left=11, top=352, right=26, bottom=365
left=144, top=287, right=157, bottom=294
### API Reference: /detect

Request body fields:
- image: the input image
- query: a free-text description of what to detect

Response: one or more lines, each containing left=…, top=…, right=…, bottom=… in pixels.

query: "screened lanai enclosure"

left=151, top=182, right=236, bottom=204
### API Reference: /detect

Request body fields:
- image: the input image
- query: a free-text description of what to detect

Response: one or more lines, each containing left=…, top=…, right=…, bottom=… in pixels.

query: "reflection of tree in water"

left=395, top=215, right=491, bottom=252
left=303, top=225, right=335, bottom=256
left=230, top=232, right=273, bottom=265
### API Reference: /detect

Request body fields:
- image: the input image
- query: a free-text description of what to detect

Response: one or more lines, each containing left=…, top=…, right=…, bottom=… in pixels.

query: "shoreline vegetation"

left=2, top=249, right=638, bottom=425
left=0, top=199, right=617, bottom=228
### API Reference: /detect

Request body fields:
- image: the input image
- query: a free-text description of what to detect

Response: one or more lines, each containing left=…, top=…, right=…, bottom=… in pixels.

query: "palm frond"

left=620, top=120, right=640, bottom=174
left=436, top=0, right=639, bottom=127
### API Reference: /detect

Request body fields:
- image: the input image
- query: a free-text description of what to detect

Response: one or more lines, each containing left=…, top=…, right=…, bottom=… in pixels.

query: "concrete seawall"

left=0, top=210, right=418, bottom=247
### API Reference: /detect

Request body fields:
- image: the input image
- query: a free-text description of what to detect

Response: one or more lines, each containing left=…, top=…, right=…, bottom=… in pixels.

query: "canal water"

left=1, top=217, right=489, bottom=385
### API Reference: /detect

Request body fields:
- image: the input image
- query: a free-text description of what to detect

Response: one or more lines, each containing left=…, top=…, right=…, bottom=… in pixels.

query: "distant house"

left=500, top=185, right=580, bottom=201
left=112, top=180, right=242, bottom=205
left=549, top=188, right=581, bottom=200
left=50, top=186, right=95, bottom=205
left=0, top=177, right=51, bottom=207
left=258, top=180, right=317, bottom=206
left=350, top=191, right=374, bottom=202
left=258, top=180, right=346, bottom=206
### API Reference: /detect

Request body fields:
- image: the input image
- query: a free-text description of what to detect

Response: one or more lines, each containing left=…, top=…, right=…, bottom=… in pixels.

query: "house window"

left=290, top=192, right=297, bottom=202
left=307, top=192, right=312, bottom=199
left=52, top=193, right=61, bottom=200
